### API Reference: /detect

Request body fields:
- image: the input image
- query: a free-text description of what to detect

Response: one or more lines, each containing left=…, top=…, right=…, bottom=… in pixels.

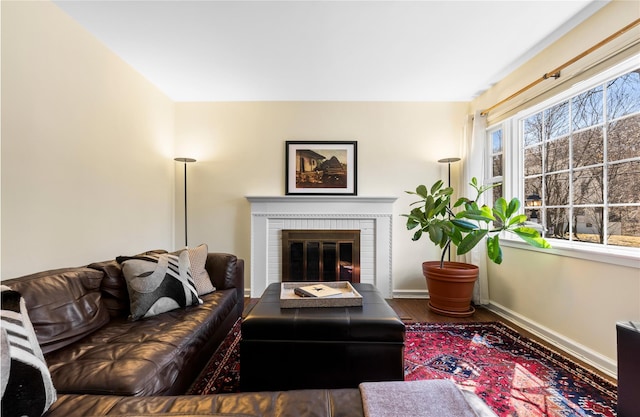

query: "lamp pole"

left=438, top=157, right=461, bottom=262
left=174, top=157, right=196, bottom=247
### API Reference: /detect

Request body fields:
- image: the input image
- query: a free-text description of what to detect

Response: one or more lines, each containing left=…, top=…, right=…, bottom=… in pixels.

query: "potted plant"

left=403, top=177, right=550, bottom=317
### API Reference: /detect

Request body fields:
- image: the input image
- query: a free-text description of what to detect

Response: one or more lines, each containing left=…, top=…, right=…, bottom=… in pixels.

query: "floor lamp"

left=438, top=157, right=461, bottom=262
left=175, top=157, right=196, bottom=247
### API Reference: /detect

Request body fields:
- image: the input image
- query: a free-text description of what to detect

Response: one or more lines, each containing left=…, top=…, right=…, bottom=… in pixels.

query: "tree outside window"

left=521, top=68, right=640, bottom=248
left=486, top=127, right=504, bottom=227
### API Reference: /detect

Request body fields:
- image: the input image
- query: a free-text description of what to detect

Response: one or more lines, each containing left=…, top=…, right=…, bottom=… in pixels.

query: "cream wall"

left=487, top=249, right=638, bottom=373
left=1, top=1, right=176, bottom=278
left=174, top=101, right=469, bottom=296
left=472, top=0, right=640, bottom=375
left=2, top=0, right=637, bottom=377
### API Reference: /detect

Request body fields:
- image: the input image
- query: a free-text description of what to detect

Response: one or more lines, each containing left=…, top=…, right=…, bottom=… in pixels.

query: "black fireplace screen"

left=281, top=230, right=360, bottom=282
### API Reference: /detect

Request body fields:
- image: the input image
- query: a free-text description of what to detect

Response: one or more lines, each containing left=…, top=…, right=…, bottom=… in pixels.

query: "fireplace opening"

left=282, top=230, right=360, bottom=283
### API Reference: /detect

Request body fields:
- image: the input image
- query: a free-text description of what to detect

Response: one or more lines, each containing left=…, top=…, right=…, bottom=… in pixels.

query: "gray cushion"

left=117, top=251, right=202, bottom=320
left=1, top=285, right=57, bottom=417
left=359, top=380, right=487, bottom=417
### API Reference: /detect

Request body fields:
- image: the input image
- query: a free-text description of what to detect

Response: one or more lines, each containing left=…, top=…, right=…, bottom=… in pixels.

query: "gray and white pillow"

left=117, top=251, right=202, bottom=321
left=1, top=285, right=57, bottom=417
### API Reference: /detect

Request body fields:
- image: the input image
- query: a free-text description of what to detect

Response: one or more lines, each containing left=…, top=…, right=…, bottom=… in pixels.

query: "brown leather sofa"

left=5, top=251, right=498, bottom=417
left=4, top=250, right=244, bottom=397
left=45, top=381, right=498, bottom=417
left=47, top=389, right=366, bottom=417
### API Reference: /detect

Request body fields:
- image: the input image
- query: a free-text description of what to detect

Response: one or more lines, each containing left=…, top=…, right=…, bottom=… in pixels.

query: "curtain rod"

left=481, top=18, right=640, bottom=117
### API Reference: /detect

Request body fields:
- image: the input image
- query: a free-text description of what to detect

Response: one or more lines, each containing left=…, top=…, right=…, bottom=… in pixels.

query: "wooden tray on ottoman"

left=280, top=281, right=363, bottom=308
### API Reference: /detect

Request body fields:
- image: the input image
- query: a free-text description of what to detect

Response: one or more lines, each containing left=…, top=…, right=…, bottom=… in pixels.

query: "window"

left=486, top=127, right=504, bottom=204
left=515, top=63, right=640, bottom=250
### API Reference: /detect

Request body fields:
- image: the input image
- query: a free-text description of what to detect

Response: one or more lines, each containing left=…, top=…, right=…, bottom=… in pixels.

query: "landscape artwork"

left=286, top=141, right=357, bottom=195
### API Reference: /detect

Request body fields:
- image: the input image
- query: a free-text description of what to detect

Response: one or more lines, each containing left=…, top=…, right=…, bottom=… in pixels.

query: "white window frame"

left=493, top=55, right=640, bottom=269
left=486, top=126, right=504, bottom=187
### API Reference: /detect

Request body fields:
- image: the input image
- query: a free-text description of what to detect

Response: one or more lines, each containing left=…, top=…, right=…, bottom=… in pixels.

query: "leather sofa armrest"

left=205, top=253, right=244, bottom=303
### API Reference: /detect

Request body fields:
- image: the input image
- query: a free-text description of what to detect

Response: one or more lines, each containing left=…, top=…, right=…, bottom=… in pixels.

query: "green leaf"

left=508, top=214, right=527, bottom=226
left=457, top=229, right=488, bottom=255
left=449, top=227, right=463, bottom=246
left=460, top=208, right=494, bottom=222
left=404, top=208, right=424, bottom=227
left=428, top=224, right=443, bottom=246
left=450, top=219, right=477, bottom=231
left=424, top=195, right=435, bottom=216
left=433, top=197, right=449, bottom=217
left=466, top=201, right=480, bottom=211
left=430, top=180, right=443, bottom=195
left=438, top=187, right=454, bottom=198
left=486, top=235, right=503, bottom=264
left=512, top=227, right=552, bottom=248
left=405, top=216, right=420, bottom=230
left=411, top=207, right=425, bottom=218
left=506, top=198, right=520, bottom=217
left=493, top=198, right=507, bottom=223
left=416, top=184, right=428, bottom=198
left=412, top=229, right=423, bottom=241
left=480, top=205, right=495, bottom=220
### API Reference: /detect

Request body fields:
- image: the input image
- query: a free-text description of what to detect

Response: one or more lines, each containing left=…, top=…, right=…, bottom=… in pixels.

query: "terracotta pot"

left=422, top=261, right=479, bottom=317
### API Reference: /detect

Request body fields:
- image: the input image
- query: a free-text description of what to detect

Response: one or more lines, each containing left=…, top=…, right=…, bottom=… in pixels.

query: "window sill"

left=501, top=238, right=640, bottom=269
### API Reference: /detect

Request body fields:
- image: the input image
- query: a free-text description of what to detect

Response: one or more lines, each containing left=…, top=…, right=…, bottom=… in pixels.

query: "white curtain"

left=461, top=111, right=490, bottom=305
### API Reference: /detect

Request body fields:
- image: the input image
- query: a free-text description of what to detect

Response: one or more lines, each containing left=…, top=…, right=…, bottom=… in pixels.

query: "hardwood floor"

left=386, top=298, right=499, bottom=323
left=244, top=297, right=617, bottom=385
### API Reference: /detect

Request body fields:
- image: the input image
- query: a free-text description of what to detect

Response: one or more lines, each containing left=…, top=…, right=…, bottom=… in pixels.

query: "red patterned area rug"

left=405, top=322, right=617, bottom=417
left=188, top=320, right=617, bottom=417
left=187, top=319, right=242, bottom=395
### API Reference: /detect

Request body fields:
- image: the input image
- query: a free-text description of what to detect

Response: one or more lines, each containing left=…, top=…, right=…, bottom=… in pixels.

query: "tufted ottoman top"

left=242, top=283, right=404, bottom=343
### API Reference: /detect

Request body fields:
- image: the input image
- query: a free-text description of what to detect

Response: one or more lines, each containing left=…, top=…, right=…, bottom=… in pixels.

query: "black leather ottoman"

left=240, top=283, right=405, bottom=391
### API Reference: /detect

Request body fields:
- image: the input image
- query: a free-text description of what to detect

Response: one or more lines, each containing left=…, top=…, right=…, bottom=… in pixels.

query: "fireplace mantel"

left=246, top=196, right=397, bottom=298
left=246, top=196, right=397, bottom=211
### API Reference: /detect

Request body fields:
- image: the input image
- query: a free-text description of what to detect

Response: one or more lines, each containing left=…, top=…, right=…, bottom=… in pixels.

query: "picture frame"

left=285, top=141, right=358, bottom=195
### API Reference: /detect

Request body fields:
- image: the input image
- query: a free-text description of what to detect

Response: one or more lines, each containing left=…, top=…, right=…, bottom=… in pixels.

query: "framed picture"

left=285, top=141, right=358, bottom=195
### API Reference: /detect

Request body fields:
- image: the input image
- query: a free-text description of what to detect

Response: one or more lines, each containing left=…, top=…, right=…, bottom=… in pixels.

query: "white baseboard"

left=487, top=301, right=617, bottom=379
left=392, top=289, right=429, bottom=299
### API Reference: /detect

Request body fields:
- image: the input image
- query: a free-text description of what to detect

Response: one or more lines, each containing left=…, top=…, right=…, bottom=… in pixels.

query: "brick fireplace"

left=246, top=196, right=397, bottom=298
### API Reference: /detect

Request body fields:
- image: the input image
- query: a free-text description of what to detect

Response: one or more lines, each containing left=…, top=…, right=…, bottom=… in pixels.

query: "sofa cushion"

left=1, top=286, right=57, bottom=417
left=4, top=267, right=109, bottom=354
left=184, top=244, right=215, bottom=295
left=117, top=251, right=202, bottom=321
left=89, top=250, right=168, bottom=318
left=44, top=289, right=239, bottom=396
left=88, top=259, right=130, bottom=317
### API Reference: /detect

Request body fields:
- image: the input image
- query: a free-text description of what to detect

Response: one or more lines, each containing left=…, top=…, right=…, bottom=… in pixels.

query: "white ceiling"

left=53, top=0, right=608, bottom=102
